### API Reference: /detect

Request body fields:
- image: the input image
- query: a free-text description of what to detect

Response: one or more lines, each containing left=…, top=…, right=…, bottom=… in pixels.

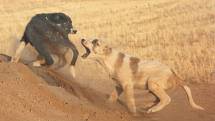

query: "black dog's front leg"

left=69, top=42, right=79, bottom=66
left=59, top=37, right=79, bottom=66
left=59, top=37, right=79, bottom=77
left=26, top=28, right=54, bottom=66
left=68, top=42, right=79, bottom=77
left=33, top=42, right=54, bottom=66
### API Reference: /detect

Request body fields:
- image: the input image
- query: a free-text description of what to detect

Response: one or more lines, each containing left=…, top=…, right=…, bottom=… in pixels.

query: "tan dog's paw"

left=147, top=107, right=158, bottom=113
left=146, top=109, right=153, bottom=114
left=32, top=61, right=42, bottom=67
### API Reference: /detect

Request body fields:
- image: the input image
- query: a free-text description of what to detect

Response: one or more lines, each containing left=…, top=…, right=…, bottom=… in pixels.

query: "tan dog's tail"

left=182, top=85, right=204, bottom=110
left=171, top=70, right=204, bottom=110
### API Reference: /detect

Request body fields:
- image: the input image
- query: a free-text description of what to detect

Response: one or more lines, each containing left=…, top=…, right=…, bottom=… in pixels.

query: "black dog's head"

left=48, top=13, right=77, bottom=34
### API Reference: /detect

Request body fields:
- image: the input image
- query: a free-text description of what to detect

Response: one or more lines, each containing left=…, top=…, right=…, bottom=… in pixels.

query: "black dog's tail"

left=0, top=54, right=12, bottom=62
left=20, top=32, right=29, bottom=45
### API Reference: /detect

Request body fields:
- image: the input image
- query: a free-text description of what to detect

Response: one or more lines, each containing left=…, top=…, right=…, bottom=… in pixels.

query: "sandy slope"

left=0, top=62, right=214, bottom=121
left=0, top=62, right=133, bottom=121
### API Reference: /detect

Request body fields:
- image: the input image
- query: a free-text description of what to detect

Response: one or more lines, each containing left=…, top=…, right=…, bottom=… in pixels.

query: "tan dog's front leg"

left=124, top=84, right=136, bottom=115
left=108, top=85, right=123, bottom=103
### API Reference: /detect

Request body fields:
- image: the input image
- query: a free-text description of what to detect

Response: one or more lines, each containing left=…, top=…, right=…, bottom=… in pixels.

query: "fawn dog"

left=81, top=39, right=204, bottom=115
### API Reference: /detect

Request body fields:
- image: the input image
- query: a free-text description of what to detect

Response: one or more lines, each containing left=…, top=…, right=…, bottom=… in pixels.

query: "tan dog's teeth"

left=70, top=66, right=76, bottom=77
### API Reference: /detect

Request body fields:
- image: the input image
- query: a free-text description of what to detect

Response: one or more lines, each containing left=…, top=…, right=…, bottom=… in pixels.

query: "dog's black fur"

left=21, top=12, right=78, bottom=66
left=0, top=54, right=11, bottom=62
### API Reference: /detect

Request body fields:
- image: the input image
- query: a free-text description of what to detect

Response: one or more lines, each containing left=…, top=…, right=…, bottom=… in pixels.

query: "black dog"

left=12, top=13, right=79, bottom=77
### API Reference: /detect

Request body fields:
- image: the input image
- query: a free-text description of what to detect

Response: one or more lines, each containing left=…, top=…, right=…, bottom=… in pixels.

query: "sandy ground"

left=0, top=61, right=214, bottom=121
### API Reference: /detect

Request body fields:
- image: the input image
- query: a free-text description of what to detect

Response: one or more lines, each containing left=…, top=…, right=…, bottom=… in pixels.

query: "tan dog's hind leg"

left=147, top=81, right=171, bottom=113
left=11, top=41, right=26, bottom=63
left=124, top=84, right=136, bottom=115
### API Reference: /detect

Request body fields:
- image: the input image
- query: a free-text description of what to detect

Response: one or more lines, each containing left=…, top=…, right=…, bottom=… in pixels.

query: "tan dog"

left=81, top=39, right=204, bottom=115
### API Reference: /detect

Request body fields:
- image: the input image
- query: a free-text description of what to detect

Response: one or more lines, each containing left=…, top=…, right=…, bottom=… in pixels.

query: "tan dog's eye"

left=103, top=46, right=112, bottom=54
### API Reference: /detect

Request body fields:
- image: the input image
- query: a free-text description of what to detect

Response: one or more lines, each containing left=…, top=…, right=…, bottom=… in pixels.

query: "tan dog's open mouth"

left=81, top=39, right=91, bottom=59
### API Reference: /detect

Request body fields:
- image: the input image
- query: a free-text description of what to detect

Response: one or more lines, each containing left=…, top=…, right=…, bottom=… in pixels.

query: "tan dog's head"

left=81, top=39, right=112, bottom=59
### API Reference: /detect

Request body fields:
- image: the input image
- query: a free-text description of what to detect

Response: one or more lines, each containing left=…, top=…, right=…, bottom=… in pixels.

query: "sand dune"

left=0, top=61, right=214, bottom=121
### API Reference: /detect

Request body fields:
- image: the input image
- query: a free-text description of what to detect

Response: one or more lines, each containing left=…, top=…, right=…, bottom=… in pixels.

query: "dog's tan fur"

left=82, top=39, right=204, bottom=115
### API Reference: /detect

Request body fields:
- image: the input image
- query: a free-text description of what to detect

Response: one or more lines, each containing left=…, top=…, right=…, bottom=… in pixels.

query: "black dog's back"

left=22, top=13, right=71, bottom=44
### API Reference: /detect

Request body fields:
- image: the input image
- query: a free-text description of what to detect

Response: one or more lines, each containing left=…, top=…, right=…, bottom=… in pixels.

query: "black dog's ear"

left=92, top=39, right=99, bottom=46
left=51, top=13, right=64, bottom=23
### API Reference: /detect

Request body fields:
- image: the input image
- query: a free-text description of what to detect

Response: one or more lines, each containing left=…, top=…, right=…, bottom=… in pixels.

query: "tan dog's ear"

left=103, top=46, right=112, bottom=55
left=92, top=39, right=99, bottom=46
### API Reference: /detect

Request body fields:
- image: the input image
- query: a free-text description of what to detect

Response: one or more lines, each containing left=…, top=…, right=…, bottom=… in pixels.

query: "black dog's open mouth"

left=81, top=39, right=91, bottom=59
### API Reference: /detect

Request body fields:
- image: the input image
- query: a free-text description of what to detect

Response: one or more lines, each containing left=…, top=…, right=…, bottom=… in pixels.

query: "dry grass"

left=0, top=0, right=215, bottom=83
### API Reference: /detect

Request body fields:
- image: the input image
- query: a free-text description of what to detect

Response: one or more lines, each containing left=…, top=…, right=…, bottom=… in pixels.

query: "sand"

left=0, top=61, right=214, bottom=121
